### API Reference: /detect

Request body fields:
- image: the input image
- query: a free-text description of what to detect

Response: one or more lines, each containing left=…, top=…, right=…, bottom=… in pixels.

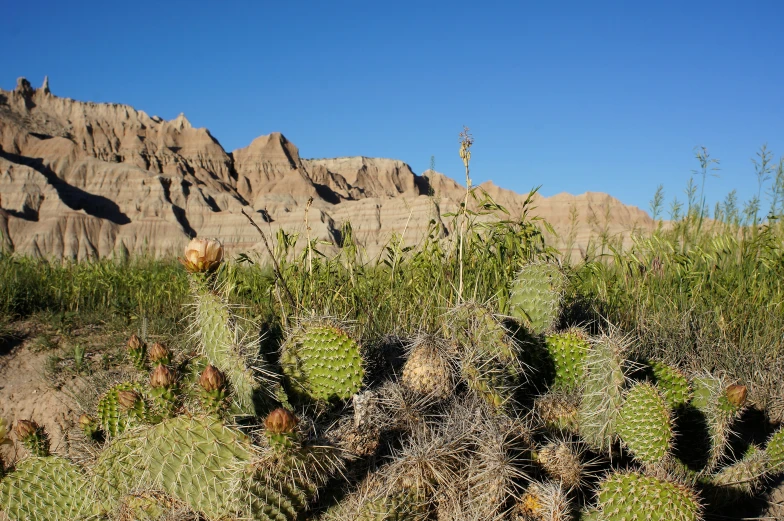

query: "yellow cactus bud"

left=726, top=384, right=748, bottom=408
left=117, top=390, right=141, bottom=410
left=14, top=419, right=38, bottom=440
left=148, top=342, right=170, bottom=365
left=127, top=334, right=145, bottom=352
left=180, top=238, right=224, bottom=273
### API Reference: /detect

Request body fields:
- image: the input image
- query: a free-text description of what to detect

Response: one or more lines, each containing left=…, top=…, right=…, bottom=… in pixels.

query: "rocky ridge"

left=0, top=77, right=654, bottom=261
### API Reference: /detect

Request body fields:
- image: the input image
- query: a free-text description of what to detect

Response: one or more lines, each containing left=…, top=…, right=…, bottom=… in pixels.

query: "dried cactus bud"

left=117, top=390, right=141, bottom=410
left=265, top=408, right=298, bottom=435
left=726, top=384, right=748, bottom=408
left=199, top=365, right=225, bottom=392
left=180, top=238, right=224, bottom=273
left=128, top=334, right=144, bottom=352
left=78, top=414, right=99, bottom=438
left=14, top=419, right=50, bottom=456
left=14, top=419, right=38, bottom=440
left=127, top=334, right=147, bottom=370
left=148, top=342, right=171, bottom=366
left=150, top=365, right=176, bottom=389
left=0, top=417, right=11, bottom=446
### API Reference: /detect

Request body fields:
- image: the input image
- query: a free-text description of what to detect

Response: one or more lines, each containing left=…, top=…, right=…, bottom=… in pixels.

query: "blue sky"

left=3, top=1, right=783, bottom=216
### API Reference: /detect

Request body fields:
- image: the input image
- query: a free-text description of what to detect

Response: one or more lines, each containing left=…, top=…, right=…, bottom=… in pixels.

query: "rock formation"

left=0, top=77, right=654, bottom=261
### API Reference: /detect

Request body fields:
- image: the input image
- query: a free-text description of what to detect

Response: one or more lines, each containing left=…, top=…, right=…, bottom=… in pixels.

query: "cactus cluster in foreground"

left=1, top=250, right=781, bottom=521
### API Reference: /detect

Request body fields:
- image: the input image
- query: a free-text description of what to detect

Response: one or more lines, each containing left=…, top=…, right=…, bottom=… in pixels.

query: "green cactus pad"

left=93, top=415, right=255, bottom=519
left=544, top=329, right=590, bottom=392
left=97, top=382, right=149, bottom=437
left=687, top=374, right=746, bottom=470
left=508, top=262, right=566, bottom=335
left=578, top=334, right=628, bottom=451
left=765, top=427, right=784, bottom=475
left=710, top=445, right=768, bottom=499
left=649, top=361, right=692, bottom=409
left=193, top=285, right=261, bottom=416
left=617, top=382, right=673, bottom=465
left=0, top=455, right=94, bottom=521
left=280, top=323, right=364, bottom=402
left=460, top=357, right=514, bottom=409
left=597, top=472, right=702, bottom=521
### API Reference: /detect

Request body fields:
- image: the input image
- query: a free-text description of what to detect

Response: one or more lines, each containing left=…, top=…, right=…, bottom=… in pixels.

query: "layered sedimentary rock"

left=0, top=77, right=654, bottom=261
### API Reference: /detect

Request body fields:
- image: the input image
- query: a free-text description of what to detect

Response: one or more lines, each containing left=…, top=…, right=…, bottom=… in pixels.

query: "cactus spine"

left=596, top=471, right=702, bottom=521
left=544, top=328, right=590, bottom=392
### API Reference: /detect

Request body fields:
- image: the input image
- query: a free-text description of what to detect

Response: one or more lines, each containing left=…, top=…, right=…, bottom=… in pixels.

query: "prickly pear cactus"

left=649, top=360, right=692, bottom=409
left=596, top=471, right=702, bottom=521
left=688, top=374, right=747, bottom=470
left=617, top=382, right=673, bottom=466
left=280, top=322, right=364, bottom=402
left=448, top=302, right=522, bottom=376
left=544, top=328, right=590, bottom=392
left=533, top=440, right=584, bottom=488
left=96, top=382, right=148, bottom=437
left=710, top=445, right=768, bottom=500
left=765, top=427, right=784, bottom=475
left=93, top=415, right=255, bottom=519
left=0, top=455, right=94, bottom=521
left=517, top=481, right=572, bottom=521
left=578, top=334, right=628, bottom=451
left=192, top=284, right=261, bottom=416
left=508, top=262, right=566, bottom=335
left=535, top=391, right=580, bottom=434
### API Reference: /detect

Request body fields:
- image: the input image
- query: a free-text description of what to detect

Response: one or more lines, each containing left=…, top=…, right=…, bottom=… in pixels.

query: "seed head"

left=117, top=390, right=141, bottom=410
left=14, top=419, right=38, bottom=440
left=180, top=238, right=224, bottom=273
left=264, top=408, right=298, bottom=434
left=150, top=365, right=176, bottom=389
left=199, top=365, right=225, bottom=392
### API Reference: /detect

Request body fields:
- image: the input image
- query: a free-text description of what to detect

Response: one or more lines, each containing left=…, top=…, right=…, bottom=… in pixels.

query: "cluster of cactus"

left=2, top=248, right=783, bottom=521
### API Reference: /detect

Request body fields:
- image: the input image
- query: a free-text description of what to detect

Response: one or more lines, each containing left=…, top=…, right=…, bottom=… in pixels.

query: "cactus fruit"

left=149, top=365, right=179, bottom=417
left=401, top=335, right=455, bottom=400
left=508, top=262, right=566, bottom=335
left=544, top=328, right=590, bottom=392
left=14, top=420, right=50, bottom=457
left=97, top=382, right=148, bottom=437
left=517, top=481, right=572, bottom=521
left=616, top=383, right=673, bottom=466
left=765, top=427, right=784, bottom=475
left=127, top=333, right=146, bottom=370
left=532, top=440, right=585, bottom=489
left=0, top=455, right=94, bottom=521
left=648, top=361, right=692, bottom=410
left=147, top=342, right=171, bottom=366
left=578, top=333, right=628, bottom=451
left=93, top=415, right=256, bottom=519
left=280, top=321, right=364, bottom=402
left=596, top=471, right=702, bottom=521
left=192, top=284, right=262, bottom=416
left=198, top=364, right=228, bottom=414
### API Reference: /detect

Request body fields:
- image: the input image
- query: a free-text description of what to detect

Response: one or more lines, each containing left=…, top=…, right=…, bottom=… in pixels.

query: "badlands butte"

left=0, top=77, right=653, bottom=261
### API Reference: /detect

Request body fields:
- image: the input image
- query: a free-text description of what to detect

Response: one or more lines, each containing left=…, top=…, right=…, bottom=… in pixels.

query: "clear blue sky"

left=3, top=1, right=783, bottom=216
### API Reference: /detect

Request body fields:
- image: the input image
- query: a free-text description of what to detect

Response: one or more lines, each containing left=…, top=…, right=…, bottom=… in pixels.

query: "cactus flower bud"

left=14, top=419, right=38, bottom=440
left=180, top=238, right=224, bottom=273
left=0, top=417, right=11, bottom=445
left=150, top=365, right=176, bottom=389
left=148, top=342, right=171, bottom=365
left=117, top=390, right=141, bottom=410
left=127, top=334, right=144, bottom=352
left=265, top=408, right=298, bottom=434
left=725, top=384, right=748, bottom=408
left=199, top=365, right=225, bottom=392
left=78, top=414, right=99, bottom=438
